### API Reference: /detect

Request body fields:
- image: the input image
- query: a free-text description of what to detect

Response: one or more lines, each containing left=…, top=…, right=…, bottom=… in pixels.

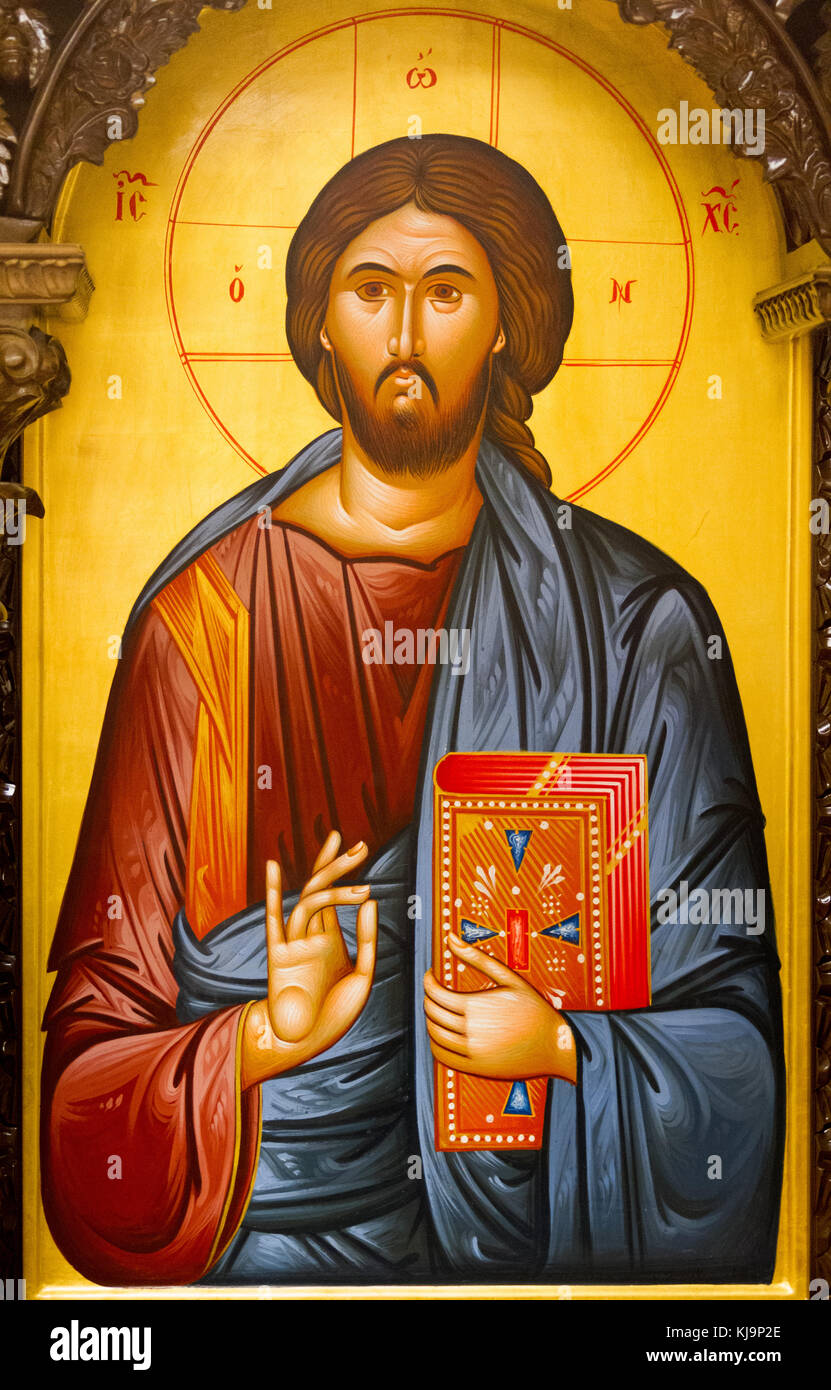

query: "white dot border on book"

left=440, top=796, right=606, bottom=998
left=440, top=792, right=607, bottom=1142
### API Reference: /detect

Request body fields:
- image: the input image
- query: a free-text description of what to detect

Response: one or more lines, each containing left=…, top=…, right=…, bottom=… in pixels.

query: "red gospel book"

left=432, top=752, right=651, bottom=1151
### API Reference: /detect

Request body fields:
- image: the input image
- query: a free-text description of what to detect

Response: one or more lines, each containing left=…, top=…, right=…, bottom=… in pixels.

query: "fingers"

left=310, top=830, right=342, bottom=875
left=310, top=901, right=377, bottom=1050
left=306, top=834, right=343, bottom=935
left=353, top=898, right=378, bottom=980
left=447, top=932, right=520, bottom=988
left=301, top=839, right=369, bottom=901
left=286, top=884, right=370, bottom=941
left=423, top=970, right=468, bottom=1013
left=427, top=1041, right=478, bottom=1073
left=265, top=859, right=285, bottom=947
left=425, top=1018, right=468, bottom=1056
left=423, top=996, right=466, bottom=1033
left=306, top=905, right=344, bottom=937
left=307, top=911, right=328, bottom=937
left=319, top=907, right=340, bottom=937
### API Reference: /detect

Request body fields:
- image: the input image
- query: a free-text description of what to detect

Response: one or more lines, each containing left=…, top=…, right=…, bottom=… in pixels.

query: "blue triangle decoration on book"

left=460, top=918, right=498, bottom=944
left=505, top=828, right=532, bottom=872
left=540, top=911, right=581, bottom=945
left=502, top=1080, right=534, bottom=1116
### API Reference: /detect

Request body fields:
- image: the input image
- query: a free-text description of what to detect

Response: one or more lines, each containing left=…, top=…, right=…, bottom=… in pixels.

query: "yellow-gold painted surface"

left=23, top=0, right=812, bottom=1298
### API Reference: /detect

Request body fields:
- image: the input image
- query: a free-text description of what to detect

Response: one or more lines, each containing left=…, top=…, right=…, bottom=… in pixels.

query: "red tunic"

left=41, top=518, right=463, bottom=1285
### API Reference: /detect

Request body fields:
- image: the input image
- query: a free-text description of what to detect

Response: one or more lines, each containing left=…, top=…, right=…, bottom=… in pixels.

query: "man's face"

left=321, top=201, right=505, bottom=477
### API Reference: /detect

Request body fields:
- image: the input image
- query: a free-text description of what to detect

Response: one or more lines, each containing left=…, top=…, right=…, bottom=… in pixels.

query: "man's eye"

left=428, top=283, right=462, bottom=303
left=356, top=282, right=391, bottom=300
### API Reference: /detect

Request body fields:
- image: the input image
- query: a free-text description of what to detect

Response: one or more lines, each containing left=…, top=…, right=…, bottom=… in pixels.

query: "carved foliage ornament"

left=814, top=327, right=831, bottom=1281
left=3, top=0, right=831, bottom=254
left=754, top=268, right=831, bottom=339
left=0, top=243, right=86, bottom=307
left=0, top=325, right=69, bottom=459
left=9, top=0, right=246, bottom=220
left=0, top=2, right=51, bottom=88
left=0, top=95, right=15, bottom=196
left=611, top=0, right=831, bottom=253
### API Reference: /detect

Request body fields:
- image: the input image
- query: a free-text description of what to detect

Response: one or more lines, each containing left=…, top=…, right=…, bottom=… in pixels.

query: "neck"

left=337, top=419, right=485, bottom=552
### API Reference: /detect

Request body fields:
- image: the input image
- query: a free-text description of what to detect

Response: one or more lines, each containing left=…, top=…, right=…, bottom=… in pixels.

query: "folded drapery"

left=44, top=426, right=784, bottom=1285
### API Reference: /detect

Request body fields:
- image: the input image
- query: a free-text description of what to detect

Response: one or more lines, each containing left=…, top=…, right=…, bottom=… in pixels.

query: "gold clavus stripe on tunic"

left=153, top=552, right=249, bottom=940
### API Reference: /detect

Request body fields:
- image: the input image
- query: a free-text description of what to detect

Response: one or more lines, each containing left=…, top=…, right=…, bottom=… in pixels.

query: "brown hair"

left=285, top=133, right=573, bottom=487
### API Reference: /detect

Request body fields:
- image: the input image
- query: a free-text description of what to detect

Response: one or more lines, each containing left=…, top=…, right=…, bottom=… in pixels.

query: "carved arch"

left=8, top=0, right=247, bottom=222
left=3, top=0, right=831, bottom=251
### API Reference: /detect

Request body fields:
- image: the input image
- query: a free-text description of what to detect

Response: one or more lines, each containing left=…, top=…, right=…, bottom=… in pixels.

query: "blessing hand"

left=423, top=932, right=577, bottom=1084
left=241, top=830, right=378, bottom=1088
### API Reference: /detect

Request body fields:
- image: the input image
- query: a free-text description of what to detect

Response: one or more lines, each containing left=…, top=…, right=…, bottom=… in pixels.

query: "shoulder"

left=124, top=519, right=260, bottom=664
left=556, top=496, right=722, bottom=648
left=122, top=429, right=343, bottom=642
left=483, top=442, right=716, bottom=642
left=564, top=496, right=695, bottom=590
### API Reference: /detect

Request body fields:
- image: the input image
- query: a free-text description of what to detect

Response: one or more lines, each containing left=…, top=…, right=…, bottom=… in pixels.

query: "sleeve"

left=40, top=605, right=261, bottom=1287
left=550, top=579, right=785, bottom=1282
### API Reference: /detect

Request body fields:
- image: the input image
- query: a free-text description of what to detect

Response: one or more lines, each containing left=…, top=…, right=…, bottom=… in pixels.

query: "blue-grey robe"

left=126, top=427, right=785, bottom=1285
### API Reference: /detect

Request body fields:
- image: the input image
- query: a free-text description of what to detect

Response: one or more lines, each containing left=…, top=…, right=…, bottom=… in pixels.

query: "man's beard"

left=331, top=350, right=492, bottom=479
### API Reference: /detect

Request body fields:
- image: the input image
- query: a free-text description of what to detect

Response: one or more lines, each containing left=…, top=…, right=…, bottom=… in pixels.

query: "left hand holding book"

left=423, top=931, right=577, bottom=1084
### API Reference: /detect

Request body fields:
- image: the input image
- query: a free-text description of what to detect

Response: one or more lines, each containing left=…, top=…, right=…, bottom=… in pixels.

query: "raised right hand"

left=241, top=831, right=378, bottom=1088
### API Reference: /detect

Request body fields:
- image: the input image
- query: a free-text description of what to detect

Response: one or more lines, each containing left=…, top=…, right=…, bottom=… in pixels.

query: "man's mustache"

left=375, top=361, right=438, bottom=406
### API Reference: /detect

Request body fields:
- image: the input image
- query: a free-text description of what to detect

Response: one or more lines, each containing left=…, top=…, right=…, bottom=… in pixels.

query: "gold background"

left=23, top=0, right=813, bottom=1297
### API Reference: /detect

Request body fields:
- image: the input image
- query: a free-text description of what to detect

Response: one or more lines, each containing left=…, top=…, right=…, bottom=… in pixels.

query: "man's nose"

left=388, top=289, right=425, bottom=360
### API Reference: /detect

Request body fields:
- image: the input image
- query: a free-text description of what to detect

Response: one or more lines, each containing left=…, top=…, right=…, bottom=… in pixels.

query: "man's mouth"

left=376, top=361, right=438, bottom=405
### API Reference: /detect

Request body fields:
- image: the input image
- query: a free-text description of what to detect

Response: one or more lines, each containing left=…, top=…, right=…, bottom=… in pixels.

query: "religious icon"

left=39, top=132, right=784, bottom=1288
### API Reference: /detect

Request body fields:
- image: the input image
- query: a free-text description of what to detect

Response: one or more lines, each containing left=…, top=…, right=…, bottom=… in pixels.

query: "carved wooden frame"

left=1, top=0, right=828, bottom=1292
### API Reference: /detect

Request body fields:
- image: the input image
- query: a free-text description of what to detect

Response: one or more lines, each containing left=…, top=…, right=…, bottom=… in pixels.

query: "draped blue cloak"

left=125, top=428, right=785, bottom=1285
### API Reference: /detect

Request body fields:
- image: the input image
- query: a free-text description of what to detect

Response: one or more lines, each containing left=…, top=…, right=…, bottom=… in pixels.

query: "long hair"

left=285, top=133, right=573, bottom=487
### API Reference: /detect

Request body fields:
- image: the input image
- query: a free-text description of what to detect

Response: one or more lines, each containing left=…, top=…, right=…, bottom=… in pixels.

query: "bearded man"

left=41, top=133, right=784, bottom=1288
